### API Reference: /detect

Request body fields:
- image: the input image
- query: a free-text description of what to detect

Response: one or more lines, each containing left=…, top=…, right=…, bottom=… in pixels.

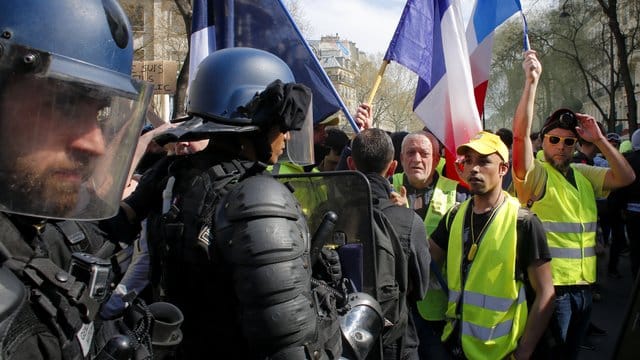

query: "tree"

left=487, top=0, right=639, bottom=134
left=528, top=0, right=639, bottom=133
left=597, top=0, right=640, bottom=133
left=352, top=54, right=422, bottom=132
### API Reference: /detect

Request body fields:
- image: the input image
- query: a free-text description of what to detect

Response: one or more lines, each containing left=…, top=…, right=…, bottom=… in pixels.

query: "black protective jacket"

left=137, top=147, right=341, bottom=359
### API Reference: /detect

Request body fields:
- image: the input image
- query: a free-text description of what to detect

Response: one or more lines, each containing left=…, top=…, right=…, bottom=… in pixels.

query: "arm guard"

left=215, top=175, right=322, bottom=357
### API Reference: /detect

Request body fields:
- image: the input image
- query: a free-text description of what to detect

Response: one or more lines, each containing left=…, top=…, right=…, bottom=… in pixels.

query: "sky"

left=294, top=0, right=553, bottom=55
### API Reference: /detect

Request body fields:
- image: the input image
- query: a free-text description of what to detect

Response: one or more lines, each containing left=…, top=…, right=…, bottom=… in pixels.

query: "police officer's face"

left=401, top=135, right=439, bottom=188
left=267, top=126, right=290, bottom=164
left=460, top=151, right=506, bottom=195
left=0, top=77, right=106, bottom=214
left=173, top=139, right=209, bottom=155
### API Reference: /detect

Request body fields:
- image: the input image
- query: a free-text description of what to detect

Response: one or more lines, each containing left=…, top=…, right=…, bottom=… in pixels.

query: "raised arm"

left=575, top=114, right=635, bottom=190
left=512, top=50, right=542, bottom=181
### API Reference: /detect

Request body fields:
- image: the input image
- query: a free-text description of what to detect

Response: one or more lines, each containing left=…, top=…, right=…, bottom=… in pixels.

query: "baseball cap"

left=541, top=108, right=578, bottom=137
left=457, top=131, right=510, bottom=162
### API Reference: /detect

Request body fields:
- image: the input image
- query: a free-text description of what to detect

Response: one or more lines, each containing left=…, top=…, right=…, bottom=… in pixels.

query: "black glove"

left=313, top=247, right=343, bottom=286
left=124, top=156, right=172, bottom=221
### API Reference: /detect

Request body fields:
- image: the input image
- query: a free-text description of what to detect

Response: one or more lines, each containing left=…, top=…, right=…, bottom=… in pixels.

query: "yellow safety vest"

left=269, top=161, right=324, bottom=218
left=442, top=195, right=527, bottom=359
left=268, top=161, right=318, bottom=175
left=392, top=173, right=459, bottom=321
left=530, top=162, right=597, bottom=285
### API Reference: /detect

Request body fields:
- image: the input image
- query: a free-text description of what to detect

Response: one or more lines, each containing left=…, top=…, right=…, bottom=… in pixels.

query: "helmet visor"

left=283, top=101, right=314, bottom=166
left=0, top=60, right=153, bottom=220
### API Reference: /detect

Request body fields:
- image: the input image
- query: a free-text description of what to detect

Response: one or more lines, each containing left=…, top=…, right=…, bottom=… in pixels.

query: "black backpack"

left=372, top=199, right=410, bottom=347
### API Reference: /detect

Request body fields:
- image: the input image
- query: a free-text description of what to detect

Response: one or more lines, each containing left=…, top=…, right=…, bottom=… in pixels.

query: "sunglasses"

left=544, top=134, right=577, bottom=146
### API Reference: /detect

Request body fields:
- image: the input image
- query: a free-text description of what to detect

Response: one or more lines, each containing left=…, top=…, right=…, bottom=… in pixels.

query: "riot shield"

left=274, top=171, right=377, bottom=297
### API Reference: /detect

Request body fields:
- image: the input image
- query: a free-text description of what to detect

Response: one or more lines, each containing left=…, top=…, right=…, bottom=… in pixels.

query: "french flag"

left=188, top=0, right=222, bottom=87
left=467, top=0, right=524, bottom=117
left=384, top=0, right=524, bottom=166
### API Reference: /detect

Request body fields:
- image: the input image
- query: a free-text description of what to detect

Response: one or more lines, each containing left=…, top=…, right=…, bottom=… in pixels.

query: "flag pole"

left=224, top=0, right=234, bottom=47
left=367, top=60, right=390, bottom=104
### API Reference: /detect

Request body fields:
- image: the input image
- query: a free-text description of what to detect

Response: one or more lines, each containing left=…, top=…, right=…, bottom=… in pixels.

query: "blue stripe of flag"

left=472, top=0, right=523, bottom=45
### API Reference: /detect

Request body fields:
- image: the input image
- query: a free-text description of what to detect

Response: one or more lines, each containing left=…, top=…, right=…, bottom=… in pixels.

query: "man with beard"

left=429, top=131, right=555, bottom=359
left=511, top=50, right=635, bottom=359
left=0, top=0, right=155, bottom=359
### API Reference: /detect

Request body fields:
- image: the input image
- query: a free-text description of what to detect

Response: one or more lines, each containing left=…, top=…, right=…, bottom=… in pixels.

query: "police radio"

left=69, top=252, right=112, bottom=302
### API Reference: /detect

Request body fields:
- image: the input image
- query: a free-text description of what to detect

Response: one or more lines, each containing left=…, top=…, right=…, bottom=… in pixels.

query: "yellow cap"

left=318, top=113, right=340, bottom=126
left=456, top=131, right=509, bottom=161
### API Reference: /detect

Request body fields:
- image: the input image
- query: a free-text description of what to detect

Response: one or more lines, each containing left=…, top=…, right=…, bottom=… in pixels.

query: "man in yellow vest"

left=391, top=130, right=469, bottom=359
left=429, top=131, right=555, bottom=359
left=511, top=50, right=636, bottom=359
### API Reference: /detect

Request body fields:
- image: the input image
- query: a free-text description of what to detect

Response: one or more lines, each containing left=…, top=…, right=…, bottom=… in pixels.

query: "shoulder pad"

left=0, top=266, right=26, bottom=323
left=223, top=175, right=301, bottom=221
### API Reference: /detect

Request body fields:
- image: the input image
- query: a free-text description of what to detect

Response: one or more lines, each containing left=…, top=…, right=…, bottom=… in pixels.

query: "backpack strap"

left=51, top=221, right=91, bottom=253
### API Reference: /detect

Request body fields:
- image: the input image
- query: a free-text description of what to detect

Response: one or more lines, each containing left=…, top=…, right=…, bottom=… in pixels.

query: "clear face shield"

left=0, top=45, right=153, bottom=220
left=281, top=101, right=314, bottom=166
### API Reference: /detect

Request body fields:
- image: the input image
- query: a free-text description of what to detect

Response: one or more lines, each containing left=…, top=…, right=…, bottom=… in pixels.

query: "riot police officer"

left=120, top=46, right=354, bottom=359
left=0, top=0, right=154, bottom=359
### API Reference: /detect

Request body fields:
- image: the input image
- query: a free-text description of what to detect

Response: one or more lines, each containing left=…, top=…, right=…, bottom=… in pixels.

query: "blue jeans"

left=411, top=306, right=449, bottom=360
left=550, top=286, right=593, bottom=359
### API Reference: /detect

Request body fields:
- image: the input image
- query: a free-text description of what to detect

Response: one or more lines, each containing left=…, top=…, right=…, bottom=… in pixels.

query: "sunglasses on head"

left=544, top=134, right=577, bottom=146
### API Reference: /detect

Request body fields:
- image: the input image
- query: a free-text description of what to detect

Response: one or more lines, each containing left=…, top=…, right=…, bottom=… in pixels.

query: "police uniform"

left=131, top=48, right=352, bottom=359
left=0, top=0, right=154, bottom=358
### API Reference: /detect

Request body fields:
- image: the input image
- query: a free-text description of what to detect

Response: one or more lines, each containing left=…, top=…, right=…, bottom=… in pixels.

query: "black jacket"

left=365, top=173, right=431, bottom=359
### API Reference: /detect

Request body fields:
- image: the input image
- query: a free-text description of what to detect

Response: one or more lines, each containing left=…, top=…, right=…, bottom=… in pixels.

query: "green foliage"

left=487, top=0, right=639, bottom=134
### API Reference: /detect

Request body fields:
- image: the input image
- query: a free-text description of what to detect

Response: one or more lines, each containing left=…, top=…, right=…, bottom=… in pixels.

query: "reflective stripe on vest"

left=542, top=221, right=598, bottom=233
left=531, top=162, right=597, bottom=285
left=549, top=246, right=596, bottom=259
left=460, top=287, right=526, bottom=341
left=442, top=195, right=527, bottom=359
left=448, top=286, right=526, bottom=313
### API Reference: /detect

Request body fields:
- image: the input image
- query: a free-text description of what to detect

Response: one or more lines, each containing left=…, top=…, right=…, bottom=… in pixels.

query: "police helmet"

left=160, top=48, right=314, bottom=165
left=0, top=0, right=154, bottom=220
left=188, top=47, right=295, bottom=127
